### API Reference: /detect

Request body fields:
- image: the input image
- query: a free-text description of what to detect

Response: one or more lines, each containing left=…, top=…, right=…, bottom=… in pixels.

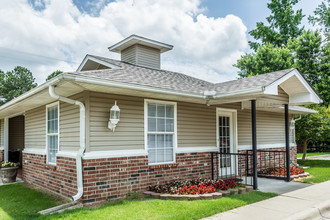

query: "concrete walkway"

left=298, top=154, right=330, bottom=160
left=258, top=177, right=310, bottom=194
left=204, top=181, right=330, bottom=220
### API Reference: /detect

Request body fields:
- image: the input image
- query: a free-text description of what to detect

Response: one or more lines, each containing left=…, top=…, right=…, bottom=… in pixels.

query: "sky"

left=0, top=0, right=323, bottom=84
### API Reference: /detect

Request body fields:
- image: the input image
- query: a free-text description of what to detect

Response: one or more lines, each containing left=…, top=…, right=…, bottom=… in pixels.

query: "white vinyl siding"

left=46, top=103, right=59, bottom=164
left=145, top=100, right=177, bottom=164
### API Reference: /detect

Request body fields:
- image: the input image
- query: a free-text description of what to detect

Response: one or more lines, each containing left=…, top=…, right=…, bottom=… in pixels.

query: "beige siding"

left=121, top=44, right=161, bottom=69
left=59, top=93, right=82, bottom=151
left=25, top=94, right=82, bottom=151
left=9, top=116, right=25, bottom=151
left=177, top=102, right=216, bottom=147
left=237, top=109, right=287, bottom=146
left=136, top=45, right=160, bottom=69
left=121, top=45, right=137, bottom=65
left=25, top=106, right=46, bottom=149
left=89, top=92, right=290, bottom=151
left=89, top=92, right=144, bottom=152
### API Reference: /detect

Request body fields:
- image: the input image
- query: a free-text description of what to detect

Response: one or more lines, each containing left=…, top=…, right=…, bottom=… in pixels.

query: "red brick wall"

left=21, top=146, right=297, bottom=204
left=22, top=153, right=77, bottom=199
left=0, top=150, right=4, bottom=163
left=82, top=152, right=213, bottom=203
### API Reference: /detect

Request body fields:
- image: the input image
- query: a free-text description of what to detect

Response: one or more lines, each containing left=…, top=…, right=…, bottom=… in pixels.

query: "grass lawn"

left=297, top=152, right=330, bottom=158
left=40, top=191, right=276, bottom=220
left=0, top=183, right=67, bottom=220
left=0, top=183, right=276, bottom=220
left=297, top=159, right=330, bottom=184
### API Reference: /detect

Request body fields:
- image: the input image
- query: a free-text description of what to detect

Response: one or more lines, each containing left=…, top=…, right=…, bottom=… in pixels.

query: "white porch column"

left=4, top=117, right=9, bottom=161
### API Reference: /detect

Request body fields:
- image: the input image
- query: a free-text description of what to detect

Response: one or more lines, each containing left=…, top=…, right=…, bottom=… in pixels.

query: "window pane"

left=157, top=118, right=165, bottom=132
left=165, top=119, right=174, bottom=132
left=157, top=104, right=165, bottom=117
left=47, top=105, right=58, bottom=134
left=165, top=135, right=173, bottom=148
left=166, top=105, right=174, bottom=118
left=148, top=149, right=156, bottom=164
left=148, top=103, right=156, bottom=117
left=148, top=117, right=156, bottom=132
left=157, top=134, right=165, bottom=149
left=48, top=135, right=58, bottom=163
left=165, top=149, right=173, bottom=161
left=148, top=134, right=156, bottom=149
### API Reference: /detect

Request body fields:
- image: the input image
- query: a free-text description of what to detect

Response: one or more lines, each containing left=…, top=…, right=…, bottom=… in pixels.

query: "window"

left=145, top=100, right=176, bottom=164
left=46, top=103, right=59, bottom=164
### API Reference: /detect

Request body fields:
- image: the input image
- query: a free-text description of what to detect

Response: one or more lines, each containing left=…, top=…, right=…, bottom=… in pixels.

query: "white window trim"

left=144, top=99, right=177, bottom=165
left=46, top=102, right=60, bottom=165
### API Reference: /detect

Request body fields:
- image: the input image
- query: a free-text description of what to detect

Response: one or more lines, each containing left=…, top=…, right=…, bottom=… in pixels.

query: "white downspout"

left=49, top=85, right=85, bottom=201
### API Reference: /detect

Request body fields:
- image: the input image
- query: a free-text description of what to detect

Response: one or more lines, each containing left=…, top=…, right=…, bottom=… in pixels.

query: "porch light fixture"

left=108, top=101, right=120, bottom=132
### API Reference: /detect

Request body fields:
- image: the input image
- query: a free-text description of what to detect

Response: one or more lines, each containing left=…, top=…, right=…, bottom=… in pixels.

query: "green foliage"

left=41, top=192, right=276, bottom=220
left=46, top=70, right=63, bottom=81
left=0, top=183, right=65, bottom=219
left=296, top=106, right=329, bottom=144
left=235, top=43, right=294, bottom=78
left=308, top=0, right=330, bottom=41
left=1, top=161, right=19, bottom=168
left=0, top=66, right=37, bottom=105
left=297, top=159, right=330, bottom=183
left=249, top=0, right=304, bottom=50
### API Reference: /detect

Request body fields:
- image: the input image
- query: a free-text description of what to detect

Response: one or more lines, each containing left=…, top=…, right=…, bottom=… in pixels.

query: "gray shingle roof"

left=68, top=55, right=295, bottom=96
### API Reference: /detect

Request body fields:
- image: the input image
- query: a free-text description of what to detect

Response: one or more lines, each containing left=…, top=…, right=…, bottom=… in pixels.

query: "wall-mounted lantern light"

left=108, top=101, right=120, bottom=132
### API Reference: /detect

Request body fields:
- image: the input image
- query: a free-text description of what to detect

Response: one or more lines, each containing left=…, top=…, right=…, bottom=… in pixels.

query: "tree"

left=249, top=0, right=304, bottom=50
left=235, top=43, right=294, bottom=78
left=308, top=0, right=330, bottom=42
left=46, top=70, right=63, bottom=81
left=296, top=106, right=330, bottom=161
left=0, top=66, right=37, bottom=105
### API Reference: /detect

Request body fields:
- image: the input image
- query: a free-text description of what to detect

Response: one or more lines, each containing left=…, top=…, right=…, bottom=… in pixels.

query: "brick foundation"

left=0, top=150, right=4, bottom=163
left=82, top=152, right=212, bottom=203
left=22, top=153, right=77, bottom=199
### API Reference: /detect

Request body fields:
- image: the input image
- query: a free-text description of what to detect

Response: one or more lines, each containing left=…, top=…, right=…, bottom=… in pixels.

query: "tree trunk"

left=302, top=139, right=308, bottom=162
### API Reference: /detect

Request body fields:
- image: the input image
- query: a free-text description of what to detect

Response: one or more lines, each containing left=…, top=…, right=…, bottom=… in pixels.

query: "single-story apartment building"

left=0, top=35, right=321, bottom=203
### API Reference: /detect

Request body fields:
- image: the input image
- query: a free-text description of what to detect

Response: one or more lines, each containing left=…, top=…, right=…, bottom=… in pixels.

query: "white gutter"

left=49, top=85, right=86, bottom=201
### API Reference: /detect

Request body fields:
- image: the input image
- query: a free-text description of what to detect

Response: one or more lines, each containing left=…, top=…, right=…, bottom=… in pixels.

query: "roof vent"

left=108, top=34, right=173, bottom=69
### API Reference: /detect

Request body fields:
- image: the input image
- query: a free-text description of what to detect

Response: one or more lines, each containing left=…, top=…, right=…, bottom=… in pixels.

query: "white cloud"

left=0, top=0, right=248, bottom=84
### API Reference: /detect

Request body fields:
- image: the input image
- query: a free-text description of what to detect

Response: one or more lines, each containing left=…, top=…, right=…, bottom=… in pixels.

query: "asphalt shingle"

left=69, top=55, right=295, bottom=96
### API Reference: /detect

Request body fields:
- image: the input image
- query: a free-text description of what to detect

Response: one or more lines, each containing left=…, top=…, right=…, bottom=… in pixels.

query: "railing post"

left=251, top=100, right=258, bottom=190
left=285, top=104, right=291, bottom=182
left=211, top=152, right=214, bottom=180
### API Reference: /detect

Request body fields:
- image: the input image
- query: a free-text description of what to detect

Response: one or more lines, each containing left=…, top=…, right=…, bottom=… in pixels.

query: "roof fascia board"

left=213, top=87, right=264, bottom=99
left=108, top=35, right=173, bottom=53
left=264, top=69, right=322, bottom=104
left=76, top=55, right=120, bottom=72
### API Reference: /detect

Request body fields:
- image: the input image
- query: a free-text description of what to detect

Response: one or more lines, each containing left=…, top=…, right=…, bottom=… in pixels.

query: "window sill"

left=149, top=163, right=178, bottom=169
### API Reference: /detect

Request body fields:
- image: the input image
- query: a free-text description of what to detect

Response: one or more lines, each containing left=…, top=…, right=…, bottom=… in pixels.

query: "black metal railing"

left=211, top=149, right=289, bottom=188
left=211, top=151, right=254, bottom=186
left=253, top=150, right=287, bottom=180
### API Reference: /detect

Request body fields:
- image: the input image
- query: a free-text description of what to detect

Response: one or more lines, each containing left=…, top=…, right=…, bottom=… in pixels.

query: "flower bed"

left=258, top=166, right=309, bottom=180
left=146, top=178, right=253, bottom=200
